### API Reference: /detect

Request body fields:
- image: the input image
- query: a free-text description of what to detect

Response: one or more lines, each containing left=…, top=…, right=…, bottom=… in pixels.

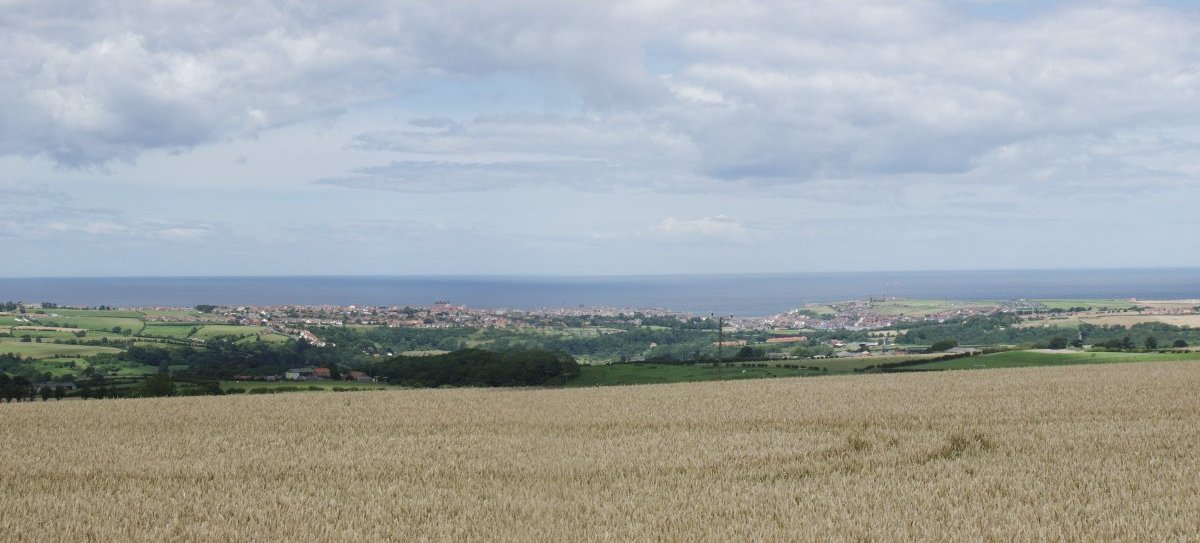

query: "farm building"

left=346, top=371, right=373, bottom=382
left=766, top=336, right=808, bottom=344
left=284, top=367, right=316, bottom=381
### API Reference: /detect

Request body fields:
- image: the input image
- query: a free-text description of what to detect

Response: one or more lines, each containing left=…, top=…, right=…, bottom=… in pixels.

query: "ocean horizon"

left=2, top=268, right=1198, bottom=316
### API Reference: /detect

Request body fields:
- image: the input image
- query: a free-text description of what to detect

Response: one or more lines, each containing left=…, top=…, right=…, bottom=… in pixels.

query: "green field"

left=235, top=333, right=291, bottom=345
left=866, top=299, right=997, bottom=316
left=0, top=339, right=124, bottom=359
left=1032, top=299, right=1139, bottom=311
left=3, top=329, right=83, bottom=340
left=5, top=328, right=132, bottom=339
left=34, top=315, right=145, bottom=333
left=807, top=354, right=941, bottom=372
left=219, top=380, right=393, bottom=391
left=43, top=308, right=147, bottom=319
left=22, top=358, right=87, bottom=378
left=910, top=350, right=1200, bottom=370
left=139, top=309, right=208, bottom=319
left=140, top=324, right=200, bottom=338
left=190, top=324, right=267, bottom=340
left=567, top=363, right=823, bottom=387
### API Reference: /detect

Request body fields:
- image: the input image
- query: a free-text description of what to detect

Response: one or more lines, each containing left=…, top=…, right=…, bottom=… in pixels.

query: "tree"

left=1174, top=339, right=1189, bottom=348
left=39, top=386, right=51, bottom=401
left=1144, top=336, right=1158, bottom=350
left=135, top=374, right=176, bottom=398
left=54, top=386, right=65, bottom=401
left=928, top=338, right=959, bottom=353
left=1046, top=336, right=1069, bottom=350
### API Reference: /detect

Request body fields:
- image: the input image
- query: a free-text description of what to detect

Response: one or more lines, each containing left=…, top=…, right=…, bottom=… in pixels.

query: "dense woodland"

left=370, top=349, right=580, bottom=387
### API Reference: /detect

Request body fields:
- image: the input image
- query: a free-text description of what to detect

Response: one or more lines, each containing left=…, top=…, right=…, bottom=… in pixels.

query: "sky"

left=2, top=0, right=1199, bottom=277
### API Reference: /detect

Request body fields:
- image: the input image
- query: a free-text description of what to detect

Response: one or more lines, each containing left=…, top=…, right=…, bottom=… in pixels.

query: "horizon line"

left=1, top=265, right=1198, bottom=281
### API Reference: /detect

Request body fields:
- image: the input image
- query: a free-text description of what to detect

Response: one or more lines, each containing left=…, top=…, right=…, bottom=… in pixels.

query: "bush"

left=928, top=338, right=959, bottom=353
left=134, top=375, right=176, bottom=398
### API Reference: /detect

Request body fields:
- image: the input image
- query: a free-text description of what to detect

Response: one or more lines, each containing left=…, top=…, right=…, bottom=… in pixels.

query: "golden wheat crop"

left=2, top=362, right=1198, bottom=541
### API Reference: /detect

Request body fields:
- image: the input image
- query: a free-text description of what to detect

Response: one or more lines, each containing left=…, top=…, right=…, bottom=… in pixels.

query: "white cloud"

left=3, top=1, right=1200, bottom=275
left=4, top=0, right=1200, bottom=195
left=38, top=219, right=215, bottom=241
left=654, top=215, right=753, bottom=242
left=316, top=159, right=631, bottom=193
left=0, top=1, right=664, bottom=166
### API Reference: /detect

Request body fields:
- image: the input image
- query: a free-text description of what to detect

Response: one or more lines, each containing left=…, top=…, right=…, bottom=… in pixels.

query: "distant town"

left=142, top=296, right=1200, bottom=337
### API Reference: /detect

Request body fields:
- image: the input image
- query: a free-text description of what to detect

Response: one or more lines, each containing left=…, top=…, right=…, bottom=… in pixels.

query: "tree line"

left=370, top=348, right=580, bottom=387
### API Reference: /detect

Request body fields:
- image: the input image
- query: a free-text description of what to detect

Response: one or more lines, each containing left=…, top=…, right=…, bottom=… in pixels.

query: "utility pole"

left=716, top=313, right=723, bottom=379
left=714, top=313, right=732, bottom=379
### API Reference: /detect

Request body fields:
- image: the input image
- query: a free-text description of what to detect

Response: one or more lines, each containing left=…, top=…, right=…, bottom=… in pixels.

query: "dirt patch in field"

left=1079, top=315, right=1200, bottom=327
left=10, top=326, right=86, bottom=332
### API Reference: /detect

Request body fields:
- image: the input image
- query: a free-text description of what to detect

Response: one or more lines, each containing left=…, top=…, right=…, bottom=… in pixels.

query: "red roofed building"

left=766, top=336, right=808, bottom=344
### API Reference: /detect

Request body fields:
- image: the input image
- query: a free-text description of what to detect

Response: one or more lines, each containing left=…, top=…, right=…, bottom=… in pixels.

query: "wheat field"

left=2, top=362, right=1199, bottom=541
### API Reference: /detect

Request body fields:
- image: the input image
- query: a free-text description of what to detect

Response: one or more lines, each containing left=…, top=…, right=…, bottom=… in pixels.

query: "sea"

left=1, top=268, right=1198, bottom=316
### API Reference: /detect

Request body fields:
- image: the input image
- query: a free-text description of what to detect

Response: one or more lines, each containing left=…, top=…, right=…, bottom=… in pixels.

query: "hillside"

left=2, top=362, right=1198, bottom=541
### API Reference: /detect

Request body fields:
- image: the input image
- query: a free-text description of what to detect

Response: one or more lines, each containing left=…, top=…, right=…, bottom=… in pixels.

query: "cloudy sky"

left=3, top=0, right=1199, bottom=277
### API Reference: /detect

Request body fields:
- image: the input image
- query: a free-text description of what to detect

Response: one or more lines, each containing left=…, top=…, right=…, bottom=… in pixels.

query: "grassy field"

left=44, top=308, right=147, bottom=319
left=569, top=363, right=822, bottom=386
left=235, top=333, right=291, bottom=345
left=139, top=309, right=208, bottom=319
left=865, top=299, right=998, bottom=316
left=34, top=315, right=145, bottom=333
left=1, top=363, right=1198, bottom=540
left=399, top=349, right=451, bottom=356
left=809, top=353, right=942, bottom=371
left=219, top=380, right=393, bottom=391
left=21, top=357, right=88, bottom=378
left=0, top=339, right=123, bottom=359
left=909, top=349, right=1200, bottom=370
left=189, top=324, right=266, bottom=339
left=1032, top=298, right=1139, bottom=310
left=140, top=324, right=199, bottom=338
